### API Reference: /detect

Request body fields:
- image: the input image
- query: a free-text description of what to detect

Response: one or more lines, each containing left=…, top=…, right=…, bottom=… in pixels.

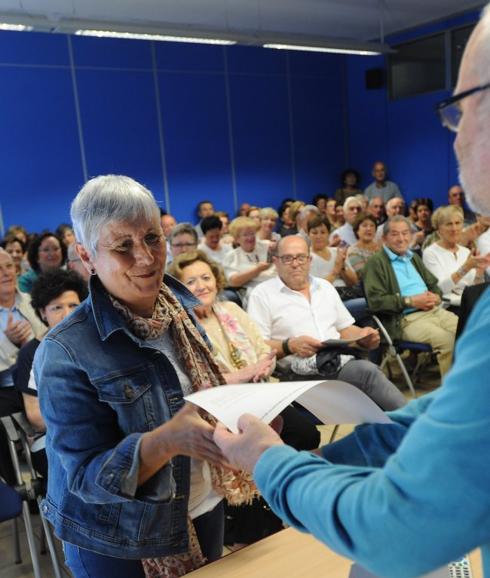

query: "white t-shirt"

left=422, top=243, right=476, bottom=304
left=247, top=276, right=354, bottom=343
left=197, top=242, right=232, bottom=264
left=147, top=332, right=221, bottom=520
left=310, top=249, right=355, bottom=287
left=222, top=241, right=276, bottom=289
left=476, top=228, right=490, bottom=278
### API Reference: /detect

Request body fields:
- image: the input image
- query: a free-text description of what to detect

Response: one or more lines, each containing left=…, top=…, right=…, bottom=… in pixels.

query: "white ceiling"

left=0, top=0, right=484, bottom=44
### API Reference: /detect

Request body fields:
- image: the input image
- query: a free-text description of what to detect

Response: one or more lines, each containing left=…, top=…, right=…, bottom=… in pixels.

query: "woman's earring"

left=91, top=268, right=96, bottom=276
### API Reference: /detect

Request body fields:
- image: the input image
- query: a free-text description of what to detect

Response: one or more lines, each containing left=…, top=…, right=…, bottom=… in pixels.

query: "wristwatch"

left=403, top=296, right=412, bottom=307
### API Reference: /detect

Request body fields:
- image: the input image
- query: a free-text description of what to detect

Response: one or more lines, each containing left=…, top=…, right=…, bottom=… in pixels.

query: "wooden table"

left=188, top=528, right=483, bottom=578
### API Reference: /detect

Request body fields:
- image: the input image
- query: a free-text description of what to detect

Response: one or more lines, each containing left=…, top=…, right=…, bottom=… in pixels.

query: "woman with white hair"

left=422, top=205, right=490, bottom=307
left=256, top=207, right=280, bottom=246
left=35, top=175, right=255, bottom=578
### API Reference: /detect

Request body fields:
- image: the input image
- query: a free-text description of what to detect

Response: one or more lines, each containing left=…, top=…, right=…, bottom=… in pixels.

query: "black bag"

left=336, top=284, right=364, bottom=301
left=315, top=346, right=361, bottom=379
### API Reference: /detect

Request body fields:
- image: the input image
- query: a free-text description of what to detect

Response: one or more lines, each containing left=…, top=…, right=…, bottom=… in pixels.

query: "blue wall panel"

left=158, top=71, right=234, bottom=222
left=229, top=73, right=293, bottom=211
left=0, top=30, right=69, bottom=66
left=155, top=42, right=224, bottom=72
left=0, top=66, right=83, bottom=231
left=72, top=36, right=153, bottom=69
left=76, top=69, right=164, bottom=203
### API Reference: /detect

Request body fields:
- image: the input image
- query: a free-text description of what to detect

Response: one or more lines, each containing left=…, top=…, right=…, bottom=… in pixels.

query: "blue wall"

left=345, top=9, right=480, bottom=208
left=0, top=31, right=347, bottom=232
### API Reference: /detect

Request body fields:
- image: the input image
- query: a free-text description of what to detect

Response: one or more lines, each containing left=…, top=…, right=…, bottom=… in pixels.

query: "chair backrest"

left=0, top=480, right=22, bottom=522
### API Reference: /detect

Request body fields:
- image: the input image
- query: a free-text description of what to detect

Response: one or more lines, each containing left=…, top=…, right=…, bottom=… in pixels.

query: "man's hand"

left=356, top=327, right=380, bottom=350
left=410, top=292, right=439, bottom=311
left=4, top=312, right=32, bottom=347
left=288, top=335, right=323, bottom=358
left=213, top=414, right=284, bottom=472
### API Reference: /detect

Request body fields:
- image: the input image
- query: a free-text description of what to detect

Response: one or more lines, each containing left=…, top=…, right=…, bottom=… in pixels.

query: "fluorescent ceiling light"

left=0, top=23, right=33, bottom=31
left=75, top=29, right=236, bottom=45
left=263, top=43, right=380, bottom=56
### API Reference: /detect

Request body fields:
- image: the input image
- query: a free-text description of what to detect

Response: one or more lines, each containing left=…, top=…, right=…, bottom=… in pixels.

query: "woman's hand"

left=5, top=312, right=32, bottom=347
left=164, top=403, right=225, bottom=465
left=224, top=352, right=276, bottom=384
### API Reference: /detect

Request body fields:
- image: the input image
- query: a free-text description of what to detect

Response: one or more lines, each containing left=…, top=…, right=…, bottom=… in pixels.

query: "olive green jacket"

left=363, top=249, right=442, bottom=342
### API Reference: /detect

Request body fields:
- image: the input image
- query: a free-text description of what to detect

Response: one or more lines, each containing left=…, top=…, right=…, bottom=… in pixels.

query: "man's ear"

left=76, top=243, right=95, bottom=276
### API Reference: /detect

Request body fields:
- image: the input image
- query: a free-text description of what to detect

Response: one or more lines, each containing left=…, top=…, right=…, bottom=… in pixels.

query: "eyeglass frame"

left=171, top=242, right=197, bottom=249
left=436, top=82, right=490, bottom=132
left=276, top=253, right=310, bottom=265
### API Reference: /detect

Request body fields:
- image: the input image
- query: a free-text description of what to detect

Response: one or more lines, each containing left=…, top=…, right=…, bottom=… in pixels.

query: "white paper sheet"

left=185, top=380, right=392, bottom=433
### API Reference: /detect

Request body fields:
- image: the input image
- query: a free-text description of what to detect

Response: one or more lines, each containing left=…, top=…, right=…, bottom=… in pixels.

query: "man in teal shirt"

left=213, top=6, right=490, bottom=576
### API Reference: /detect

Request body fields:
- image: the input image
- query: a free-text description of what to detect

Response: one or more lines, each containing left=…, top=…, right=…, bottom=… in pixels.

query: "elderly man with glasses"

left=212, top=7, right=490, bottom=577
left=247, top=235, right=406, bottom=411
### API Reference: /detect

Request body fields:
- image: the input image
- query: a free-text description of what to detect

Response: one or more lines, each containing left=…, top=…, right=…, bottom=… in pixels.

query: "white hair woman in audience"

left=222, top=217, right=275, bottom=302
left=169, top=249, right=320, bottom=548
left=35, top=175, right=255, bottom=578
left=256, top=207, right=280, bottom=247
left=422, top=205, right=490, bottom=308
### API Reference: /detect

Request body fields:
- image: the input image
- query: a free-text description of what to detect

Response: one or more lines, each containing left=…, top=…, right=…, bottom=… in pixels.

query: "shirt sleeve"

left=14, top=339, right=39, bottom=396
left=254, top=297, right=490, bottom=578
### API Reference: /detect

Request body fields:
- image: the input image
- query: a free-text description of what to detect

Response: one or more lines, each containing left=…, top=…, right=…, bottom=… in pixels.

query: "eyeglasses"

left=436, top=83, right=490, bottom=132
left=277, top=253, right=309, bottom=265
left=172, top=242, right=196, bottom=249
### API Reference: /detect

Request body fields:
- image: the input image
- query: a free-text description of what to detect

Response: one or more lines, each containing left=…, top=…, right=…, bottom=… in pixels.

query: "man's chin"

left=459, top=169, right=490, bottom=216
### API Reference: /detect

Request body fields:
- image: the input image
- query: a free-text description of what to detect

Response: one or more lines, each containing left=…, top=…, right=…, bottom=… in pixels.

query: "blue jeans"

left=64, top=500, right=225, bottom=578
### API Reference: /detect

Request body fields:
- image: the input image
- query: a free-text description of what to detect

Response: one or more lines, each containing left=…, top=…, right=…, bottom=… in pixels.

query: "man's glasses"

left=277, top=253, right=309, bottom=265
left=172, top=242, right=196, bottom=249
left=436, top=83, right=490, bottom=132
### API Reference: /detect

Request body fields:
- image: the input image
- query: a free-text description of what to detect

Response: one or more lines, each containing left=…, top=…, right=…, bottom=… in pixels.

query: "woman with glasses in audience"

left=169, top=250, right=320, bottom=549
left=35, top=175, right=255, bottom=578
left=18, top=232, right=66, bottom=293
left=422, top=205, right=490, bottom=308
left=14, top=269, right=88, bottom=478
left=346, top=213, right=380, bottom=275
left=168, top=222, right=198, bottom=263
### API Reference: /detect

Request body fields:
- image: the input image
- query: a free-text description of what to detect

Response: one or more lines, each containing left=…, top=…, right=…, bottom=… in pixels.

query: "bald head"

left=274, top=235, right=311, bottom=291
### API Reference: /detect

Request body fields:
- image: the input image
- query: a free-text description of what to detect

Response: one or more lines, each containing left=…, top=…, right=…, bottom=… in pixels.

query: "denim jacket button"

left=42, top=504, right=48, bottom=514
left=124, top=384, right=134, bottom=400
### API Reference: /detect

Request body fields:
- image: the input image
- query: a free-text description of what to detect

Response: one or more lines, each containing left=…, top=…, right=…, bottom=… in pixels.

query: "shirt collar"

left=276, top=274, right=318, bottom=294
left=383, top=245, right=413, bottom=262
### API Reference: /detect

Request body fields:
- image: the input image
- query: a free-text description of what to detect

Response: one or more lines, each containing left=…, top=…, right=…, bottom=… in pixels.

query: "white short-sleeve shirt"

left=247, top=275, right=354, bottom=342
left=222, top=241, right=276, bottom=288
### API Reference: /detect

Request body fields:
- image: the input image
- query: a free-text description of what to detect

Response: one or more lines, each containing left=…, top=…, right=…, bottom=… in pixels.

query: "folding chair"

left=371, top=315, right=433, bottom=399
left=0, top=413, right=64, bottom=578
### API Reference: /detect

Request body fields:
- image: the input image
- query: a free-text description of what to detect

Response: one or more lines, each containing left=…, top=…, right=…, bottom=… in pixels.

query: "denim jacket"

left=34, top=275, right=205, bottom=559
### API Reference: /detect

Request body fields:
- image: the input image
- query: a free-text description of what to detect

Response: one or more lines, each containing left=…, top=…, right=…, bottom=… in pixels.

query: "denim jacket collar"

left=89, top=274, right=202, bottom=342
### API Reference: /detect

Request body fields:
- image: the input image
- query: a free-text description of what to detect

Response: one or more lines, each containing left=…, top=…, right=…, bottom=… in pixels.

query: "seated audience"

left=334, top=169, right=362, bottom=205
left=247, top=236, right=406, bottom=410
left=18, top=232, right=66, bottom=293
left=223, top=217, right=275, bottom=300
left=346, top=213, right=380, bottom=275
left=325, top=198, right=343, bottom=231
left=6, top=225, right=28, bottom=245
left=256, top=207, right=281, bottom=246
left=312, top=194, right=328, bottom=216
left=364, top=216, right=458, bottom=377
left=198, top=215, right=232, bottom=263
left=237, top=202, right=251, bottom=217
left=0, top=249, right=45, bottom=484
left=246, top=206, right=261, bottom=228
left=1, top=235, right=26, bottom=276
left=296, top=205, right=321, bottom=238
left=448, top=184, right=476, bottom=225
left=67, top=243, right=90, bottom=282
left=422, top=206, right=490, bottom=307
left=330, top=197, right=363, bottom=247
left=412, top=197, right=434, bottom=240
left=375, top=197, right=405, bottom=241
left=168, top=223, right=198, bottom=261
left=215, top=211, right=234, bottom=245
left=56, top=223, right=76, bottom=248
left=367, top=196, right=386, bottom=225
left=14, top=269, right=88, bottom=478
left=194, top=200, right=214, bottom=238
left=277, top=200, right=296, bottom=237
left=364, top=161, right=402, bottom=202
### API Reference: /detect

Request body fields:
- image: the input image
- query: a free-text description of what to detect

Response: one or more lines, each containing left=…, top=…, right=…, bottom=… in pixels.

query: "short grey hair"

left=298, top=205, right=320, bottom=221
left=382, top=215, right=412, bottom=236
left=343, top=197, right=362, bottom=212
left=170, top=223, right=198, bottom=243
left=71, top=175, right=160, bottom=255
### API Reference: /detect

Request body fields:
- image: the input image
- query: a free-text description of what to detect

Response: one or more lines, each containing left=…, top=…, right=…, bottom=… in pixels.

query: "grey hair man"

left=213, top=7, right=490, bottom=577
left=364, top=161, right=403, bottom=202
left=296, top=204, right=321, bottom=237
left=330, top=197, right=363, bottom=247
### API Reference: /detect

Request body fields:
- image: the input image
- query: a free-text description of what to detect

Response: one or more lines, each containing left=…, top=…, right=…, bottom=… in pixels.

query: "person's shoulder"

left=45, top=299, right=92, bottom=344
left=248, top=277, right=278, bottom=299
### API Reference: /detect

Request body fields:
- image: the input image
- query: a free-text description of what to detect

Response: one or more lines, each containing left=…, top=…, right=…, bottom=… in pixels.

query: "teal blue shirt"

left=255, top=287, right=490, bottom=578
left=383, top=246, right=427, bottom=314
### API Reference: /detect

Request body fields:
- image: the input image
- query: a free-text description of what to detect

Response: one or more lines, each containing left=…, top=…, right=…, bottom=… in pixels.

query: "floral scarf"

left=110, top=282, right=258, bottom=577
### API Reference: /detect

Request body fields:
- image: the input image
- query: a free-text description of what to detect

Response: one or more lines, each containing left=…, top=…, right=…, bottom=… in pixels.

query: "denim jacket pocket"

left=94, top=367, right=159, bottom=432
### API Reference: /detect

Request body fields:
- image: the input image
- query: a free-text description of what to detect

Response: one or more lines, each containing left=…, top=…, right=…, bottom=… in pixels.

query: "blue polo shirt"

left=383, top=246, right=427, bottom=313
